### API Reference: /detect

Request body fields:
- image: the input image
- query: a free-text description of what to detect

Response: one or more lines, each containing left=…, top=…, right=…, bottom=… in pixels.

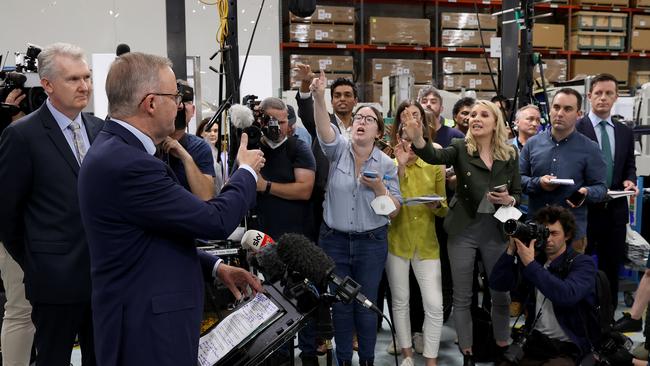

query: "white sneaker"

left=386, top=338, right=399, bottom=355
left=400, top=357, right=414, bottom=366
left=412, top=332, right=424, bottom=354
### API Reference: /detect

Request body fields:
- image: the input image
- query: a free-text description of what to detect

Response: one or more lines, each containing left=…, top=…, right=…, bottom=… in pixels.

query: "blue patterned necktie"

left=69, top=120, right=87, bottom=164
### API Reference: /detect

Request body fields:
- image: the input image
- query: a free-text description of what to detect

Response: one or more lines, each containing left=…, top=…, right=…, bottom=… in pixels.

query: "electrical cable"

left=474, top=0, right=499, bottom=94
left=384, top=315, right=399, bottom=366
left=217, top=0, right=229, bottom=45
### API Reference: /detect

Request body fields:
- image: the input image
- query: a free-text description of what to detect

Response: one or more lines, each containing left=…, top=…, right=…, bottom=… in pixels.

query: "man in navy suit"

left=577, top=73, right=638, bottom=309
left=78, top=52, right=264, bottom=366
left=0, top=43, right=104, bottom=365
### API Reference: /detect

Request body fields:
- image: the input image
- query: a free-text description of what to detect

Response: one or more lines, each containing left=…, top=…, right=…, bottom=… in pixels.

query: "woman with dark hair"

left=311, top=71, right=401, bottom=366
left=403, top=100, right=521, bottom=365
left=196, top=117, right=225, bottom=194
left=387, top=99, right=447, bottom=366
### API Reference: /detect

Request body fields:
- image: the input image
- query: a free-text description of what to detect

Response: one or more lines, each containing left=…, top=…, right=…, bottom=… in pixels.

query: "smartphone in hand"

left=492, top=184, right=507, bottom=193
left=567, top=190, right=586, bottom=206
left=362, top=170, right=379, bottom=179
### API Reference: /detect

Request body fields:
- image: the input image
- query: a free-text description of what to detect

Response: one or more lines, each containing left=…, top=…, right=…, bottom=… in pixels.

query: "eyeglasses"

left=139, top=91, right=183, bottom=106
left=353, top=114, right=378, bottom=125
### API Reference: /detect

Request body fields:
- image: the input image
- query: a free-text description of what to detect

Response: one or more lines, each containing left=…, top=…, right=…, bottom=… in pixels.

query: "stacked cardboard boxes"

left=631, top=15, right=650, bottom=52
left=570, top=11, right=627, bottom=51
left=368, top=17, right=431, bottom=46
left=289, top=55, right=354, bottom=89
left=533, top=24, right=565, bottom=49
left=440, top=12, right=497, bottom=48
left=366, top=58, right=433, bottom=103
left=289, top=5, right=355, bottom=43
left=441, top=57, right=498, bottom=92
left=533, top=59, right=568, bottom=83
left=574, top=0, right=629, bottom=6
left=571, top=59, right=628, bottom=82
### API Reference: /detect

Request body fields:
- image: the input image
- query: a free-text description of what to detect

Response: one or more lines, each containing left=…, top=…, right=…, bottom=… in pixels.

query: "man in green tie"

left=576, top=73, right=639, bottom=311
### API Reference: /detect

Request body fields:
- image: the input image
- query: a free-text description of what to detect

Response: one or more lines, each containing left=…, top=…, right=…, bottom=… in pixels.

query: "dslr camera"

left=504, top=219, right=550, bottom=250
left=1, top=45, right=47, bottom=117
left=241, top=94, right=281, bottom=148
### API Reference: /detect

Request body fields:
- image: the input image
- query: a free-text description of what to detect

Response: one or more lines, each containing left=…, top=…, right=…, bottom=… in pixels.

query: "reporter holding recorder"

left=310, top=70, right=401, bottom=366
left=402, top=99, right=520, bottom=365
left=387, top=100, right=448, bottom=366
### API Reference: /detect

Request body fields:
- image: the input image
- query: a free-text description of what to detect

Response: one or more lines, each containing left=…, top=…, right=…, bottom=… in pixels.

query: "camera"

left=242, top=94, right=281, bottom=148
left=1, top=44, right=47, bottom=117
left=504, top=219, right=550, bottom=249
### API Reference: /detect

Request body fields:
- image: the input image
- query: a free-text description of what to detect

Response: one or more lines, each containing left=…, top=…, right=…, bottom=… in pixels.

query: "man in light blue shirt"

left=520, top=88, right=607, bottom=251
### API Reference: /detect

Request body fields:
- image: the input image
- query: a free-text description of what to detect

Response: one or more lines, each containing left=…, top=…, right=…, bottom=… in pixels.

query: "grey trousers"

left=448, top=213, right=511, bottom=350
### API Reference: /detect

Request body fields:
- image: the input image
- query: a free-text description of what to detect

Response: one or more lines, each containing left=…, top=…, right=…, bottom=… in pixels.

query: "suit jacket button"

left=466, top=172, right=471, bottom=176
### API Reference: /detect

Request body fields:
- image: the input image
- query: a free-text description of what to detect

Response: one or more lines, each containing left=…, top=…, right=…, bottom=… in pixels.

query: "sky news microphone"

left=276, top=233, right=382, bottom=315
left=240, top=230, right=286, bottom=283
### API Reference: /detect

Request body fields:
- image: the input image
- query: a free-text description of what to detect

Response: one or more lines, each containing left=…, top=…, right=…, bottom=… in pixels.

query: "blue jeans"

left=319, top=223, right=388, bottom=365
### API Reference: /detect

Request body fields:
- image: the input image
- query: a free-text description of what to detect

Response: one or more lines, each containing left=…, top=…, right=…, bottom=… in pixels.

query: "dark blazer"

left=413, top=139, right=522, bottom=236
left=78, top=121, right=257, bottom=366
left=0, top=103, right=103, bottom=303
left=576, top=115, right=636, bottom=224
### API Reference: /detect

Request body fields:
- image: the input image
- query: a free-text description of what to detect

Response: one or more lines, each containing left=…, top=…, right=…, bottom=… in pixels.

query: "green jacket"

left=413, top=138, right=521, bottom=236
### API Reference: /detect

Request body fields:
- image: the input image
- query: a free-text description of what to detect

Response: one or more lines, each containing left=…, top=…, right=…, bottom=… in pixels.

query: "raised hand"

left=236, top=133, right=265, bottom=173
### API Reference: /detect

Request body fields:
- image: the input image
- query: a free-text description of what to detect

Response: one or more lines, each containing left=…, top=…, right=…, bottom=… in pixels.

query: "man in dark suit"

left=78, top=52, right=264, bottom=366
left=577, top=73, right=638, bottom=309
left=0, top=43, right=104, bottom=365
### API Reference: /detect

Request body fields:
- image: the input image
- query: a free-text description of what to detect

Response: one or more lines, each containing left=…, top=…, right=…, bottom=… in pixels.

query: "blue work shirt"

left=319, top=128, right=401, bottom=233
left=519, top=129, right=607, bottom=239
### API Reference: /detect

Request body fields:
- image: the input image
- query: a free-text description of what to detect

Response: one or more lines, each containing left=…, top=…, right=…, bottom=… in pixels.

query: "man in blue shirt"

left=520, top=88, right=607, bottom=252
left=158, top=80, right=216, bottom=200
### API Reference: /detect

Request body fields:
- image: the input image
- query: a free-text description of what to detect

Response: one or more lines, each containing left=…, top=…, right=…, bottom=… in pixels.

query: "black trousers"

left=585, top=204, right=627, bottom=309
left=31, top=301, right=95, bottom=366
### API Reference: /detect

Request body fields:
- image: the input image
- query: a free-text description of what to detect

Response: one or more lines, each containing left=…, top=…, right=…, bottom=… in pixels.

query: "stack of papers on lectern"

left=403, top=195, right=445, bottom=206
left=607, top=190, right=635, bottom=199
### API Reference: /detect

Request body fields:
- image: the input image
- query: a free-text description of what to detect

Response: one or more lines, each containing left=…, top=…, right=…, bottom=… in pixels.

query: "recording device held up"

left=504, top=219, right=550, bottom=249
left=229, top=95, right=281, bottom=150
left=0, top=44, right=47, bottom=118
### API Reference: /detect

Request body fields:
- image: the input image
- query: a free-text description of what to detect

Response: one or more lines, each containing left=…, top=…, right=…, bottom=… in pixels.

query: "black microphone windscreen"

left=254, top=243, right=287, bottom=283
left=277, top=233, right=334, bottom=285
left=288, top=0, right=316, bottom=18
left=116, top=43, right=131, bottom=56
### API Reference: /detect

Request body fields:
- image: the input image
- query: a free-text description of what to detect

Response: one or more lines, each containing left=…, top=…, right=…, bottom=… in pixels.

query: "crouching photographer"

left=490, top=205, right=601, bottom=366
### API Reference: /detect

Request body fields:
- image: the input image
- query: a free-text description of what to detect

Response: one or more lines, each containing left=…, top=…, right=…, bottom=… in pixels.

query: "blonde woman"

left=402, top=100, right=521, bottom=365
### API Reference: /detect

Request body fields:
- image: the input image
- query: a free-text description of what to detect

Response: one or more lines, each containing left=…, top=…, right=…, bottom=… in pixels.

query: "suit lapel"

left=40, top=105, right=80, bottom=175
left=82, top=113, right=104, bottom=144
left=613, top=122, right=625, bottom=168
left=579, top=116, right=598, bottom=142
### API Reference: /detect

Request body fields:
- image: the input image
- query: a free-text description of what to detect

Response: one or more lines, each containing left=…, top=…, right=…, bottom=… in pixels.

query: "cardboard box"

left=630, top=71, right=650, bottom=87
left=369, top=59, right=433, bottom=84
left=290, top=72, right=353, bottom=89
left=289, top=54, right=354, bottom=72
left=533, top=59, right=567, bottom=83
left=572, top=11, right=627, bottom=32
left=442, top=57, right=499, bottom=74
left=368, top=17, right=431, bottom=46
left=571, top=59, right=628, bottom=81
left=440, top=12, right=498, bottom=30
left=367, top=83, right=430, bottom=103
left=574, top=0, right=629, bottom=6
left=635, top=0, right=650, bottom=6
left=631, top=29, right=650, bottom=51
left=569, top=31, right=626, bottom=51
left=443, top=75, right=496, bottom=91
left=289, top=24, right=355, bottom=43
left=441, top=30, right=497, bottom=47
left=634, top=15, right=650, bottom=29
left=533, top=24, right=565, bottom=49
left=290, top=5, right=355, bottom=24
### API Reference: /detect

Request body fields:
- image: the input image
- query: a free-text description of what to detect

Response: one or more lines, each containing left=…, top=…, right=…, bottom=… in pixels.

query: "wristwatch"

left=265, top=180, right=272, bottom=195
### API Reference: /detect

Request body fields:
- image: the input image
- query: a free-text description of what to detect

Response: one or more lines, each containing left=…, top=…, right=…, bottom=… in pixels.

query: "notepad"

left=607, top=190, right=635, bottom=199
left=403, top=195, right=445, bottom=206
left=549, top=178, right=575, bottom=186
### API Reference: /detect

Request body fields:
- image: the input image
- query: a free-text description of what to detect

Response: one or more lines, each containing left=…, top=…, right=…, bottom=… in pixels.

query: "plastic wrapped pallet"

left=442, top=57, right=499, bottom=74
left=369, top=59, right=433, bottom=84
left=440, top=12, right=498, bottom=30
left=290, top=5, right=355, bottom=24
left=289, top=55, right=354, bottom=72
left=289, top=24, right=355, bottom=43
left=441, top=30, right=496, bottom=47
left=368, top=17, right=431, bottom=46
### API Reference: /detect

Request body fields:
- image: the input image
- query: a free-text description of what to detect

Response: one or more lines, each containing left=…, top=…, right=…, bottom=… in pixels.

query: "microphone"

left=240, top=230, right=287, bottom=283
left=229, top=104, right=255, bottom=130
left=276, top=233, right=383, bottom=315
left=116, top=43, right=131, bottom=56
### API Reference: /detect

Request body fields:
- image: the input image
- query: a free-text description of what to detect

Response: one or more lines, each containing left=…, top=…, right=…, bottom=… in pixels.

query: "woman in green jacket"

left=402, top=100, right=521, bottom=365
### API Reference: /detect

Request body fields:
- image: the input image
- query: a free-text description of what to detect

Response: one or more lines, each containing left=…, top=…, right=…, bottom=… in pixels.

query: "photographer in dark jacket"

left=490, top=206, right=598, bottom=365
